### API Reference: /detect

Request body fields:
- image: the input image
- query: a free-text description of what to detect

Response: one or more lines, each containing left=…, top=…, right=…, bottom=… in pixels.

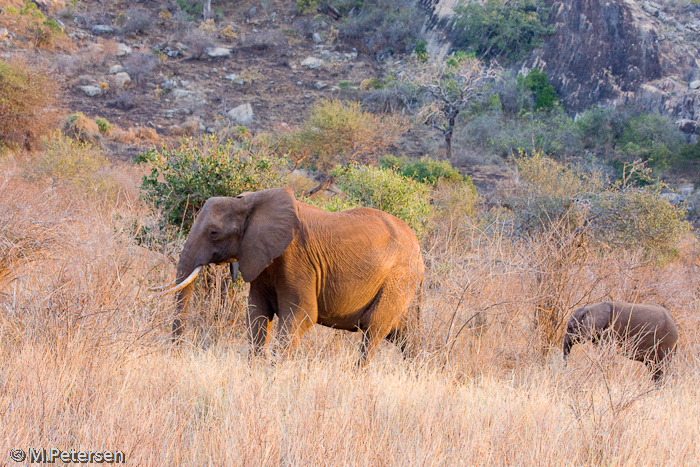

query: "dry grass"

left=0, top=156, right=699, bottom=465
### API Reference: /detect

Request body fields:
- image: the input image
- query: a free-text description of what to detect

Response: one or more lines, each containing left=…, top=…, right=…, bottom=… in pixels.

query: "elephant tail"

left=411, top=279, right=423, bottom=340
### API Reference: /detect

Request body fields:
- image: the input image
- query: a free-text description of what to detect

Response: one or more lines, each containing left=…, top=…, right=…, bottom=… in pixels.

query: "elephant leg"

left=359, top=324, right=392, bottom=368
left=358, top=287, right=409, bottom=367
left=276, top=295, right=317, bottom=358
left=645, top=360, right=664, bottom=382
left=247, top=289, right=273, bottom=356
left=386, top=317, right=419, bottom=359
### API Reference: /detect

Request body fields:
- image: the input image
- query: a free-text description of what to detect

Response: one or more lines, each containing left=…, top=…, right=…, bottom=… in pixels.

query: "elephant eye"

left=209, top=230, right=218, bottom=239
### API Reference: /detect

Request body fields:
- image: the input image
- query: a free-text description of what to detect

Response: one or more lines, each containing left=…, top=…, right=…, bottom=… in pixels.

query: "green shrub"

left=0, top=59, right=58, bottom=150
left=452, top=0, right=554, bottom=61
left=591, top=188, right=690, bottom=259
left=331, top=164, right=433, bottom=237
left=296, top=0, right=320, bottom=13
left=518, top=68, right=557, bottom=112
left=617, top=113, right=681, bottom=171
left=380, top=155, right=469, bottom=186
left=95, top=118, right=112, bottom=135
left=136, top=136, right=288, bottom=233
left=176, top=0, right=202, bottom=19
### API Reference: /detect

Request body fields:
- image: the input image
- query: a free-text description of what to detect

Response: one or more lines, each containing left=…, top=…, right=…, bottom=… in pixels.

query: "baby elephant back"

left=610, top=301, right=678, bottom=363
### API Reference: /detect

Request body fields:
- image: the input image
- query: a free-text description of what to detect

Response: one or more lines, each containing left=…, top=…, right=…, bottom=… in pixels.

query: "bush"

left=136, top=136, right=288, bottom=233
left=95, top=118, right=112, bottom=135
left=62, top=112, right=101, bottom=143
left=3, top=1, right=65, bottom=49
left=616, top=113, right=681, bottom=171
left=452, top=0, right=554, bottom=62
left=27, top=132, right=114, bottom=195
left=176, top=0, right=203, bottom=19
left=380, top=155, right=467, bottom=185
left=183, top=30, right=214, bottom=60
left=276, top=99, right=407, bottom=173
left=119, top=8, right=152, bottom=36
left=457, top=107, right=580, bottom=158
left=0, top=59, right=59, bottom=151
left=124, top=52, right=158, bottom=83
left=338, top=0, right=428, bottom=56
left=518, top=68, right=557, bottom=112
left=507, top=151, right=689, bottom=261
left=331, top=164, right=433, bottom=237
left=295, top=0, right=320, bottom=14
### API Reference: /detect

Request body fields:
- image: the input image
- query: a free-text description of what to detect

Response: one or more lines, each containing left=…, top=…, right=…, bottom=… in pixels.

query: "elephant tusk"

left=149, top=280, right=177, bottom=291
left=156, top=266, right=203, bottom=295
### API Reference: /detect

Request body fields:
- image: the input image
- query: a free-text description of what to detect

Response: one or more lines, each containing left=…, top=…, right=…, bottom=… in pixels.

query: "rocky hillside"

left=1, top=0, right=389, bottom=159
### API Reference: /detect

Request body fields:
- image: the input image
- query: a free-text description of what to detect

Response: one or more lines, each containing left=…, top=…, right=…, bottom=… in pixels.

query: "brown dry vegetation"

left=0, top=145, right=699, bottom=465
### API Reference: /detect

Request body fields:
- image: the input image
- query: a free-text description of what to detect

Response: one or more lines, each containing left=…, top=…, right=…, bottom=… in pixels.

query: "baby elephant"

left=563, top=301, right=678, bottom=381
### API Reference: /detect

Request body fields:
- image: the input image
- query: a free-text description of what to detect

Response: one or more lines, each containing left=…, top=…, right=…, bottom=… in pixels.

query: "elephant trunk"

left=562, top=333, right=573, bottom=361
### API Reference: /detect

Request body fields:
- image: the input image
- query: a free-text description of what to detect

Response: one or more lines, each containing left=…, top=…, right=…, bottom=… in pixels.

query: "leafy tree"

left=452, top=0, right=554, bottom=61
left=401, top=53, right=498, bottom=159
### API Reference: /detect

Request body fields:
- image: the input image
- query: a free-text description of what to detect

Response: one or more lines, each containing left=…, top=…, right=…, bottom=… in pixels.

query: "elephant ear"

left=237, top=187, right=299, bottom=283
left=582, top=302, right=612, bottom=335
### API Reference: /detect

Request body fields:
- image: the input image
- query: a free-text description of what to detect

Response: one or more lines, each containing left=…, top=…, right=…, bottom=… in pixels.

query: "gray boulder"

left=117, top=43, right=132, bottom=56
left=225, top=73, right=244, bottom=84
left=114, top=72, right=131, bottom=89
left=301, top=57, right=323, bottom=69
left=77, top=85, right=102, bottom=97
left=161, top=79, right=178, bottom=90
left=109, top=65, right=125, bottom=74
left=92, top=25, right=114, bottom=35
left=206, top=47, right=232, bottom=58
left=227, top=103, right=254, bottom=125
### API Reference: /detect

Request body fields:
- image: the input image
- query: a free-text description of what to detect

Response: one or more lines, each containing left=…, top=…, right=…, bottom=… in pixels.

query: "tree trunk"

left=203, top=0, right=212, bottom=20
left=444, top=111, right=457, bottom=159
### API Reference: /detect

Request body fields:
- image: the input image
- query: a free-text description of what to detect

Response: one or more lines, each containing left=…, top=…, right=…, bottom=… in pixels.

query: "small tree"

left=276, top=99, right=407, bottom=173
left=401, top=53, right=498, bottom=159
left=452, top=0, right=554, bottom=62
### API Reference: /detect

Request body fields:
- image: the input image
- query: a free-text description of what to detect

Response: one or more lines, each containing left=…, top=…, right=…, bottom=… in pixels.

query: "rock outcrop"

left=531, top=0, right=663, bottom=112
left=424, top=0, right=700, bottom=119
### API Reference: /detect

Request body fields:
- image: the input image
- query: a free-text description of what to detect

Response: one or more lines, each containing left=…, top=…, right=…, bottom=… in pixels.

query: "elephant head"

left=161, top=187, right=300, bottom=336
left=562, top=302, right=612, bottom=360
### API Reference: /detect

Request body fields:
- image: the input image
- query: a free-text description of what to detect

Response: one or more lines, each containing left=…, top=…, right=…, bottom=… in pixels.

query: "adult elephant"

left=159, top=187, right=425, bottom=366
left=563, top=301, right=678, bottom=381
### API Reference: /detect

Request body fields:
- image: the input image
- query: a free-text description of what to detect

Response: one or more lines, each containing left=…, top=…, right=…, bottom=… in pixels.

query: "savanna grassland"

left=1, top=0, right=699, bottom=463
left=1, top=145, right=699, bottom=466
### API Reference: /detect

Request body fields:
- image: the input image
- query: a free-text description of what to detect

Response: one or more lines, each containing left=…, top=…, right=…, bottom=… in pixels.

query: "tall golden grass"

left=1, top=154, right=699, bottom=466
